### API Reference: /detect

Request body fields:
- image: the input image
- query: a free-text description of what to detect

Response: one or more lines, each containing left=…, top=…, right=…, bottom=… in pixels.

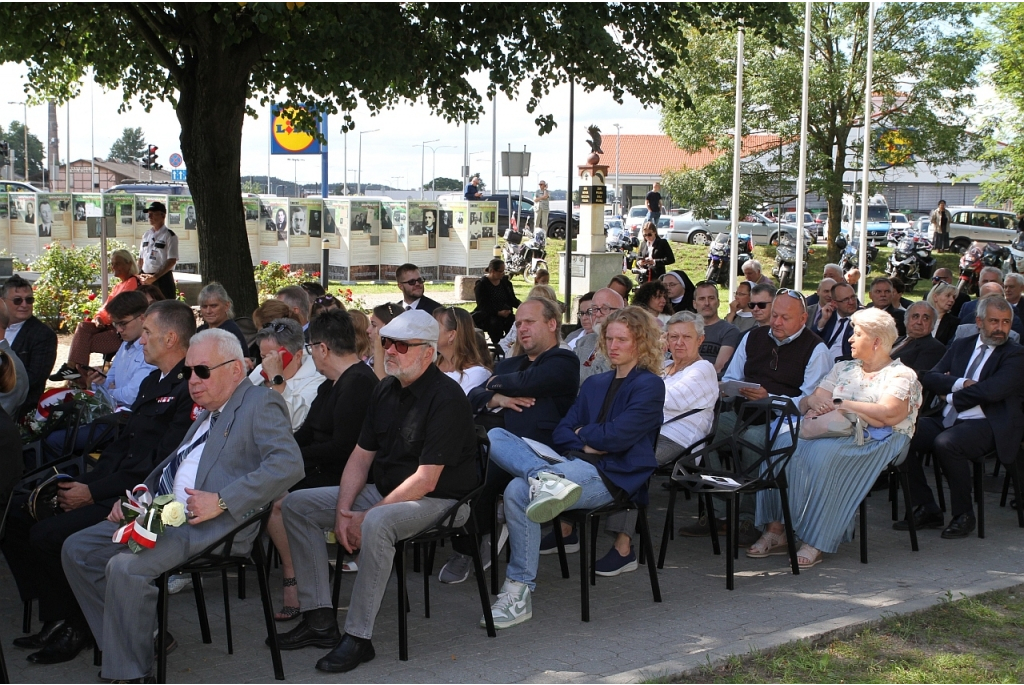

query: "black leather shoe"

left=13, top=620, right=65, bottom=649
left=269, top=618, right=341, bottom=651
left=893, top=506, right=944, bottom=531
left=26, top=624, right=93, bottom=664
left=315, top=633, right=375, bottom=673
left=941, top=512, right=976, bottom=539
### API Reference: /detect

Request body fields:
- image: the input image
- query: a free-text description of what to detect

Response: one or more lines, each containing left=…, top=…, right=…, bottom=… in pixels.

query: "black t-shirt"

left=358, top=364, right=478, bottom=499
left=646, top=191, right=662, bottom=213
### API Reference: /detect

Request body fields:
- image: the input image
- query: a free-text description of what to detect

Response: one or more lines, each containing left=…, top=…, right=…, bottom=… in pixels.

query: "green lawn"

left=660, top=587, right=1024, bottom=684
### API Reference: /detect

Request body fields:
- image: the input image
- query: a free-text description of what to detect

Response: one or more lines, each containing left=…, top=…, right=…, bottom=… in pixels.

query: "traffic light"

left=0, top=141, right=9, bottom=166
left=143, top=145, right=161, bottom=170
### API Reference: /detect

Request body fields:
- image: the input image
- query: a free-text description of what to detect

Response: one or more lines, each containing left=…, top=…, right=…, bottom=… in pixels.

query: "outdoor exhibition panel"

left=437, top=199, right=498, bottom=279
left=381, top=200, right=440, bottom=281
left=323, top=198, right=350, bottom=281
left=167, top=196, right=199, bottom=268
left=344, top=199, right=382, bottom=281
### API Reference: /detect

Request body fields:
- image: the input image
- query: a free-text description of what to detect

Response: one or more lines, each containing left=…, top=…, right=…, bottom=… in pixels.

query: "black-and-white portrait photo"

left=290, top=206, right=307, bottom=235
left=23, top=201, right=35, bottom=224
left=119, top=203, right=132, bottom=218
left=245, top=207, right=259, bottom=221
left=74, top=201, right=87, bottom=222
left=184, top=205, right=198, bottom=230
left=324, top=208, right=337, bottom=234
left=352, top=211, right=371, bottom=234
left=440, top=210, right=452, bottom=238
left=309, top=209, right=322, bottom=238
left=104, top=201, right=115, bottom=217
left=274, top=208, right=288, bottom=241
left=423, top=209, right=437, bottom=234
left=168, top=212, right=181, bottom=226
left=37, top=200, right=53, bottom=237
left=481, top=226, right=494, bottom=239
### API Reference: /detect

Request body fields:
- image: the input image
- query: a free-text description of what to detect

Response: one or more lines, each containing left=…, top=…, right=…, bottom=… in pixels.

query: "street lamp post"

left=287, top=157, right=305, bottom=197
left=358, top=129, right=379, bottom=196
left=414, top=139, right=439, bottom=199
left=8, top=101, right=27, bottom=181
left=613, top=123, right=622, bottom=215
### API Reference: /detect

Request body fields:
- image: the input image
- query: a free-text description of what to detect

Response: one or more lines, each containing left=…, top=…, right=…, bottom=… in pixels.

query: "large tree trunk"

left=173, top=15, right=260, bottom=317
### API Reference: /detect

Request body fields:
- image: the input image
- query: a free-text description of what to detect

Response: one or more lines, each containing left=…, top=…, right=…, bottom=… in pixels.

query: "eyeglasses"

left=834, top=294, right=858, bottom=304
left=261, top=321, right=290, bottom=333
left=10, top=296, right=34, bottom=305
left=748, top=301, right=770, bottom=310
left=112, top=314, right=140, bottom=330
left=584, top=305, right=620, bottom=317
left=579, top=307, right=594, bottom=319
left=304, top=341, right=327, bottom=355
left=183, top=359, right=235, bottom=380
left=381, top=337, right=431, bottom=354
left=399, top=277, right=425, bottom=286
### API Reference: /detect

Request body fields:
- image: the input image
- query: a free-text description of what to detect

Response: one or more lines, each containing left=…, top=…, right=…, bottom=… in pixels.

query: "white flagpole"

left=729, top=22, right=745, bottom=298
left=858, top=1, right=876, bottom=302
left=794, top=1, right=812, bottom=292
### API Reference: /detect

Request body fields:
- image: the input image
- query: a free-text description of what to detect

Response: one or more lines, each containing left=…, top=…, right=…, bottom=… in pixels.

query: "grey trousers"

left=608, top=436, right=688, bottom=539
left=62, top=520, right=193, bottom=681
left=281, top=484, right=460, bottom=640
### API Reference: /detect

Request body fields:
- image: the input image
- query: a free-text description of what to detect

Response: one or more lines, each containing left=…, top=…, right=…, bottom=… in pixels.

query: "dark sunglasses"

left=748, top=301, right=770, bottom=310
left=400, top=277, right=425, bottom=286
left=381, top=337, right=431, bottom=354
left=261, top=321, right=290, bottom=333
left=776, top=288, right=806, bottom=301
left=183, top=359, right=235, bottom=380
left=694, top=280, right=719, bottom=290
left=314, top=294, right=338, bottom=305
left=10, top=296, right=34, bottom=305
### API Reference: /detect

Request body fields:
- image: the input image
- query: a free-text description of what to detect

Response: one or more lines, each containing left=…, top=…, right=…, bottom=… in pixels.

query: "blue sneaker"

left=539, top=528, right=579, bottom=555
left=594, top=546, right=638, bottom=577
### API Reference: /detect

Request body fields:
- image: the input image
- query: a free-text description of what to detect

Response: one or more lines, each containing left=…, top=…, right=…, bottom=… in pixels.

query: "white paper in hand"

left=521, top=437, right=567, bottom=465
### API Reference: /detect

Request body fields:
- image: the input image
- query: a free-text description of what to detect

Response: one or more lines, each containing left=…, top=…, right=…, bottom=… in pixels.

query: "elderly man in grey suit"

left=62, top=328, right=304, bottom=682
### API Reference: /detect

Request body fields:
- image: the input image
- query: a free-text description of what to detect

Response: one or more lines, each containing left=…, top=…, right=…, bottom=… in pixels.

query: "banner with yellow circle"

left=270, top=103, right=322, bottom=155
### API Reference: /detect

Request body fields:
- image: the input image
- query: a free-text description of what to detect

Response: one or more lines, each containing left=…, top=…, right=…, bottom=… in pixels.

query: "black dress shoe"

left=893, top=506, right=944, bottom=531
left=269, top=618, right=341, bottom=650
left=13, top=620, right=65, bottom=649
left=941, top=512, right=976, bottom=539
left=26, top=624, right=93, bottom=664
left=315, top=633, right=375, bottom=673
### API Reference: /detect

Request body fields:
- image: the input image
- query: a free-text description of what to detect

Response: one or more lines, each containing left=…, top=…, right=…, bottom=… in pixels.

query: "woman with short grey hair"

left=248, top=318, right=325, bottom=431
left=197, top=281, right=249, bottom=356
left=925, top=280, right=959, bottom=344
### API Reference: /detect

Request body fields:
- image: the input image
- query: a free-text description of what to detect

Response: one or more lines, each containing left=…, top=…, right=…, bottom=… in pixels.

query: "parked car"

left=604, top=218, right=624, bottom=235
left=439, top=192, right=578, bottom=239
left=667, top=208, right=786, bottom=246
left=781, top=211, right=819, bottom=242
left=0, top=181, right=43, bottom=193
left=943, top=206, right=1018, bottom=252
left=625, top=205, right=649, bottom=235
left=105, top=182, right=191, bottom=195
left=890, top=213, right=912, bottom=233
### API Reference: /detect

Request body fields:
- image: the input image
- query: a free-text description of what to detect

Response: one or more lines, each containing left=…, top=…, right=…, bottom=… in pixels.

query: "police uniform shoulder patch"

left=167, top=229, right=176, bottom=237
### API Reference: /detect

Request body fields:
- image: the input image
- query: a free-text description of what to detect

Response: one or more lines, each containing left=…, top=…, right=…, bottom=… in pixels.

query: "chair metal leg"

left=1000, top=471, right=1010, bottom=508
left=192, top=572, right=212, bottom=644
left=658, top=486, right=676, bottom=569
left=221, top=569, right=233, bottom=655
left=423, top=542, right=433, bottom=619
left=0, top=629, right=10, bottom=685
left=412, top=543, right=420, bottom=574
left=396, top=542, right=408, bottom=661
left=1013, top=464, right=1024, bottom=528
left=993, top=459, right=1001, bottom=478
left=589, top=515, right=599, bottom=587
left=890, top=467, right=900, bottom=521
left=636, top=506, right=661, bottom=603
left=704, top=494, right=721, bottom=556
left=898, top=470, right=919, bottom=551
left=552, top=518, right=570, bottom=579
left=237, top=563, right=246, bottom=600
left=778, top=484, right=800, bottom=577
left=974, top=461, right=985, bottom=539
left=252, top=541, right=285, bottom=680
left=157, top=574, right=169, bottom=684
left=732, top=496, right=740, bottom=560
left=724, top=496, right=734, bottom=591
left=932, top=454, right=946, bottom=512
left=467, top=516, right=496, bottom=638
left=331, top=544, right=345, bottom=610
left=490, top=501, right=500, bottom=595
left=578, top=516, right=590, bottom=622
left=859, top=499, right=868, bottom=564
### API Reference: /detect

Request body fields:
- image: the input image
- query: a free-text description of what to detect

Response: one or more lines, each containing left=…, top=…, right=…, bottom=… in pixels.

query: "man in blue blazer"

left=811, top=281, right=862, bottom=363
left=481, top=307, right=664, bottom=630
left=438, top=297, right=579, bottom=584
left=899, top=297, right=1024, bottom=539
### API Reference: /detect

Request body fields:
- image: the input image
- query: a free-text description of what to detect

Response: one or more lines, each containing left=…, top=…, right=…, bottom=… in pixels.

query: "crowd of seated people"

left=5, top=246, right=1024, bottom=680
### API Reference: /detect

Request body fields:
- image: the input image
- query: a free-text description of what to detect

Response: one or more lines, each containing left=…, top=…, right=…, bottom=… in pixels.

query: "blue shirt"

left=464, top=183, right=481, bottom=201
left=93, top=338, right=157, bottom=409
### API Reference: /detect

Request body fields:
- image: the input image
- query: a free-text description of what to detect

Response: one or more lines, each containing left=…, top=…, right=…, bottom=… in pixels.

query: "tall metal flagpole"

left=728, top=23, right=745, bottom=298
left=857, top=1, right=876, bottom=302
left=794, top=0, right=813, bottom=292
left=564, top=75, right=574, bottom=322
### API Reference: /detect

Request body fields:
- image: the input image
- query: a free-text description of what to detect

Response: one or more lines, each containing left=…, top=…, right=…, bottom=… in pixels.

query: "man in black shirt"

left=645, top=182, right=664, bottom=226
left=278, top=310, right=478, bottom=674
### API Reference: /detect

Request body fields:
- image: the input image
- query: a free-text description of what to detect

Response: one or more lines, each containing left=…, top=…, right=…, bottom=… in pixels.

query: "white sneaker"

left=480, top=579, right=532, bottom=630
left=525, top=472, right=582, bottom=523
left=166, top=574, right=193, bottom=595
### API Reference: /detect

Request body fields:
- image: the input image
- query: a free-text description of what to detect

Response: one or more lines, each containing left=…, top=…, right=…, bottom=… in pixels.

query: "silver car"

left=943, top=207, right=1018, bottom=251
left=667, top=208, right=787, bottom=246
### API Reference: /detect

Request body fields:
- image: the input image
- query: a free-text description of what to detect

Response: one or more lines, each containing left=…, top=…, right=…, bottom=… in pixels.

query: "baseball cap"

left=145, top=201, right=167, bottom=214
left=378, top=309, right=439, bottom=343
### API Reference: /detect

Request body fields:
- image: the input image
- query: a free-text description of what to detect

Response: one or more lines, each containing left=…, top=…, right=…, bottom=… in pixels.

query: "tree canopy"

left=979, top=3, right=1024, bottom=210
left=659, top=2, right=985, bottom=254
left=0, top=2, right=791, bottom=313
left=424, top=177, right=463, bottom=192
left=0, top=121, right=44, bottom=180
left=108, top=127, right=147, bottom=164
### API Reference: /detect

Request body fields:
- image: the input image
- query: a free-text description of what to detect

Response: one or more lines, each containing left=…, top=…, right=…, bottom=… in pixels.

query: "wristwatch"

left=270, top=374, right=285, bottom=386
left=217, top=496, right=228, bottom=511
left=833, top=398, right=843, bottom=407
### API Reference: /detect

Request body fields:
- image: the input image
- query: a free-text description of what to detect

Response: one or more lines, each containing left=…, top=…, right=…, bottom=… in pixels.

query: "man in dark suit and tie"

left=897, top=297, right=1024, bottom=539
left=811, top=282, right=861, bottom=363
left=867, top=277, right=906, bottom=337
left=63, top=328, right=304, bottom=682
left=890, top=301, right=947, bottom=377
left=2, top=275, right=57, bottom=417
left=395, top=263, right=441, bottom=314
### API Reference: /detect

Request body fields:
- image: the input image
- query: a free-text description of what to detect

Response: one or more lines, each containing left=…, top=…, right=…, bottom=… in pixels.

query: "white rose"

left=161, top=501, right=187, bottom=527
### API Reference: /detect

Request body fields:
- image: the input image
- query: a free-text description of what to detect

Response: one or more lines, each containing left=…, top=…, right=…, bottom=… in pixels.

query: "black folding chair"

left=672, top=397, right=802, bottom=590
left=860, top=443, right=918, bottom=563
left=156, top=506, right=283, bottom=683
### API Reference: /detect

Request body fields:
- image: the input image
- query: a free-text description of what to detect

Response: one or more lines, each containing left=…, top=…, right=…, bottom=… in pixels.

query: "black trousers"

left=934, top=231, right=950, bottom=251
left=0, top=494, right=109, bottom=625
left=149, top=271, right=177, bottom=300
left=473, top=311, right=514, bottom=347
left=907, top=416, right=995, bottom=518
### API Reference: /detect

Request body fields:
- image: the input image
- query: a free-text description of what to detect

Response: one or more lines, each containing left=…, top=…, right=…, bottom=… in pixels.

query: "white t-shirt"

left=444, top=365, right=490, bottom=395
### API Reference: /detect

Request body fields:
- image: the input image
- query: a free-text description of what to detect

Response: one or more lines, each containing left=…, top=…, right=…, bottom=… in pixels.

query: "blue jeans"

left=487, top=428, right=613, bottom=591
left=645, top=211, right=661, bottom=227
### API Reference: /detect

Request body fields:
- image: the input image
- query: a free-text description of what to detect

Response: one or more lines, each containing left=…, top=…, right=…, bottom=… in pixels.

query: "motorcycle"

left=885, top=235, right=935, bottom=291
left=771, top=226, right=808, bottom=289
left=956, top=241, right=997, bottom=296
left=704, top=232, right=753, bottom=285
left=502, top=227, right=548, bottom=279
left=835, top=234, right=879, bottom=275
left=1007, top=231, right=1024, bottom=273
left=605, top=225, right=638, bottom=253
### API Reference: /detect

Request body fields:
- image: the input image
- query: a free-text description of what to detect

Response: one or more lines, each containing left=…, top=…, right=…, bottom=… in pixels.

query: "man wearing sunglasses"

left=63, top=327, right=304, bottom=682
left=2, top=274, right=57, bottom=418
left=3, top=300, right=197, bottom=666
left=747, top=283, right=777, bottom=329
left=278, top=309, right=478, bottom=673
left=394, top=263, right=441, bottom=314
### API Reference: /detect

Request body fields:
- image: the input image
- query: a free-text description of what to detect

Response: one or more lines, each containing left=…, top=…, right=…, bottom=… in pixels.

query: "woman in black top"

left=473, top=258, right=521, bottom=345
left=636, top=221, right=675, bottom=282
left=270, top=310, right=378, bottom=621
left=196, top=282, right=249, bottom=357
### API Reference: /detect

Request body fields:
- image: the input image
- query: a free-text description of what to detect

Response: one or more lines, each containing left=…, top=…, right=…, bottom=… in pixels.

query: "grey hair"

left=742, top=259, right=762, bottom=274
left=906, top=300, right=937, bottom=321
left=926, top=281, right=958, bottom=311
left=110, top=249, right=140, bottom=276
left=823, top=263, right=842, bottom=275
left=253, top=317, right=305, bottom=355
left=666, top=310, right=705, bottom=337
left=1004, top=272, right=1024, bottom=288
left=980, top=266, right=1003, bottom=281
left=190, top=328, right=245, bottom=365
left=977, top=296, right=1013, bottom=321
left=850, top=307, right=898, bottom=351
left=198, top=282, right=235, bottom=319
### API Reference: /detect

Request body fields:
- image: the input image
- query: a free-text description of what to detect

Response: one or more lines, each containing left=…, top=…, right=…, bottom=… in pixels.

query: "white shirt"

left=4, top=320, right=24, bottom=345
left=172, top=412, right=218, bottom=504
left=944, top=338, right=993, bottom=422
left=660, top=359, right=718, bottom=450
left=247, top=354, right=325, bottom=430
left=445, top=365, right=490, bottom=394
left=140, top=224, right=179, bottom=274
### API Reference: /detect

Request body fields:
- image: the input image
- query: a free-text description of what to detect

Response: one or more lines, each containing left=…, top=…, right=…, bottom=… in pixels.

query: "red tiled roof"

left=600, top=134, right=782, bottom=176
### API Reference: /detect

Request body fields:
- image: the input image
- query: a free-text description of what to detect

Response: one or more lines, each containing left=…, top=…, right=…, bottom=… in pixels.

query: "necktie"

left=827, top=318, right=848, bottom=348
left=404, top=305, right=411, bottom=311
left=943, top=346, right=988, bottom=428
left=156, top=412, right=219, bottom=496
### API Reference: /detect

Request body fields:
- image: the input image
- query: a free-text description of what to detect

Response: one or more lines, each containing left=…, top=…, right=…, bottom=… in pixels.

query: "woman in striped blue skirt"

left=749, top=308, right=923, bottom=568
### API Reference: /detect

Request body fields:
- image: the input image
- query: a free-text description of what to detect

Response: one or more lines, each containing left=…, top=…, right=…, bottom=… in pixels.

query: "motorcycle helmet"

left=834, top=234, right=848, bottom=250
